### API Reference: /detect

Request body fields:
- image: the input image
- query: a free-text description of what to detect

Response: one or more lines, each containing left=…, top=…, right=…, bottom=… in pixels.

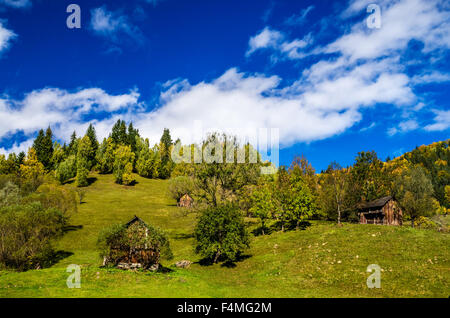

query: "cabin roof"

left=358, top=196, right=393, bottom=211
left=125, top=215, right=148, bottom=228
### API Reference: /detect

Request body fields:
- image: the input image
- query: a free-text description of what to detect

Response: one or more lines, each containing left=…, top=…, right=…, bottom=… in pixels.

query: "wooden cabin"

left=358, top=196, right=403, bottom=225
left=104, top=216, right=160, bottom=270
left=178, top=193, right=194, bottom=208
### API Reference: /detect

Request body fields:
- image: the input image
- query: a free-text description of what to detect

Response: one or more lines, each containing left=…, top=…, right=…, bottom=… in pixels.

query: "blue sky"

left=0, top=0, right=449, bottom=171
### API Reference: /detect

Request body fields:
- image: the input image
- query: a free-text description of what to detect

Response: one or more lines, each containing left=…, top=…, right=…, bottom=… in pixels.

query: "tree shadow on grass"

left=42, top=250, right=74, bottom=268
left=197, top=253, right=252, bottom=268
left=252, top=226, right=274, bottom=236
left=62, top=225, right=83, bottom=233
left=221, top=254, right=252, bottom=268
left=156, top=265, right=174, bottom=273
left=87, top=177, right=98, bottom=186
left=268, top=220, right=312, bottom=232
left=173, top=233, right=194, bottom=240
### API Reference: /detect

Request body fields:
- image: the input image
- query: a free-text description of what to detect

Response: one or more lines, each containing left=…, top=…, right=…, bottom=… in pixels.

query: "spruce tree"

left=32, top=127, right=54, bottom=170
left=85, top=124, right=99, bottom=167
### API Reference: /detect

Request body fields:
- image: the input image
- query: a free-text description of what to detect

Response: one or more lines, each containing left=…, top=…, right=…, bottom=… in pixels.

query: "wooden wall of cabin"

left=381, top=200, right=403, bottom=225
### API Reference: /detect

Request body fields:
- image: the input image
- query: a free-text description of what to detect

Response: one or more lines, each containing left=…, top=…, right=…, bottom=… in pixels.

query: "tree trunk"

left=296, top=220, right=300, bottom=230
left=335, top=191, right=341, bottom=226
left=411, top=218, right=414, bottom=228
left=213, top=250, right=221, bottom=263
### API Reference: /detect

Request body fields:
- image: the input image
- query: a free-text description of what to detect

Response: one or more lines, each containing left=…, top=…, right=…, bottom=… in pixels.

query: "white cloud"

left=388, top=119, right=419, bottom=136
left=0, top=21, right=15, bottom=53
left=90, top=7, right=143, bottom=45
left=0, top=0, right=31, bottom=9
left=327, top=0, right=450, bottom=61
left=411, top=71, right=450, bottom=84
left=0, top=88, right=140, bottom=151
left=246, top=27, right=312, bottom=60
left=424, top=110, right=450, bottom=131
left=284, top=5, right=314, bottom=26
left=136, top=68, right=362, bottom=146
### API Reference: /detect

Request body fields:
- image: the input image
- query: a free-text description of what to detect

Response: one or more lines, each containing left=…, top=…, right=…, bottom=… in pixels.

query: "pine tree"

left=111, top=120, right=128, bottom=145
left=68, top=131, right=78, bottom=156
left=85, top=124, right=99, bottom=167
left=32, top=127, right=54, bottom=170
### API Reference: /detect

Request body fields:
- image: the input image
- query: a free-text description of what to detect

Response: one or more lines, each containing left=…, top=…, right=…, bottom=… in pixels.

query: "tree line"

left=0, top=121, right=448, bottom=266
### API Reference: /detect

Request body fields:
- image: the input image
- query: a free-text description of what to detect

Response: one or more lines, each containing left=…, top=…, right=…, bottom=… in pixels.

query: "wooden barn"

left=178, top=193, right=194, bottom=208
left=358, top=196, right=403, bottom=225
left=104, top=216, right=160, bottom=270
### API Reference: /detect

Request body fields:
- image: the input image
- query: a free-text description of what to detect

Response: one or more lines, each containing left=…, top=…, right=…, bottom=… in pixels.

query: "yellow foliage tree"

left=19, top=148, right=45, bottom=191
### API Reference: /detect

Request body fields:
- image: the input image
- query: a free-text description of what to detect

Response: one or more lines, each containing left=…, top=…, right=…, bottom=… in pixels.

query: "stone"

left=175, top=260, right=192, bottom=269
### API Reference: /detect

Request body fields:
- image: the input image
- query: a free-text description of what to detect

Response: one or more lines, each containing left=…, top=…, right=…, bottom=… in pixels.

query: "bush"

left=0, top=202, right=67, bottom=271
left=168, top=176, right=194, bottom=202
left=0, top=181, right=20, bottom=207
left=55, top=156, right=76, bottom=184
left=194, top=204, right=250, bottom=263
left=23, top=184, right=77, bottom=218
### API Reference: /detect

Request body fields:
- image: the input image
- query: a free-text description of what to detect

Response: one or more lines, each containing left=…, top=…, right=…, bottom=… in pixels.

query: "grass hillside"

left=0, top=173, right=448, bottom=297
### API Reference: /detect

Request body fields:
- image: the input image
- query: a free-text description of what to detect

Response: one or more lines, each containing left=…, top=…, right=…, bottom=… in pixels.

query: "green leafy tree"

left=168, top=176, right=194, bottom=203
left=350, top=151, right=386, bottom=204
left=249, top=184, right=277, bottom=234
left=394, top=166, right=435, bottom=227
left=97, top=138, right=115, bottom=174
left=135, top=137, right=157, bottom=178
left=113, top=145, right=135, bottom=185
left=75, top=136, right=93, bottom=187
left=127, top=123, right=140, bottom=158
left=320, top=162, right=348, bottom=225
left=193, top=133, right=260, bottom=207
left=194, top=204, right=250, bottom=263
left=284, top=172, right=314, bottom=230
left=55, top=155, right=76, bottom=184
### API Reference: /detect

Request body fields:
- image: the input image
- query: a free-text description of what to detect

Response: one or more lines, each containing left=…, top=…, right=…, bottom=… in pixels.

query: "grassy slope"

left=0, top=173, right=448, bottom=298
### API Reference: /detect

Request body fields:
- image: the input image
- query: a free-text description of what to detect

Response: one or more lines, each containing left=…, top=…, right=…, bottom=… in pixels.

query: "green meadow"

left=0, top=173, right=448, bottom=298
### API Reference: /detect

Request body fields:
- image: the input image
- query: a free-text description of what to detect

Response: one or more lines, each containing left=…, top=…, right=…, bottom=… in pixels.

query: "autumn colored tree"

left=19, top=148, right=45, bottom=192
left=394, top=166, right=435, bottom=227
left=113, top=145, right=135, bottom=185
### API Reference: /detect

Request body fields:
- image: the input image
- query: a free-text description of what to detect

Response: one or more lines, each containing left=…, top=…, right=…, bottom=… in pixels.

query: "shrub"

left=24, top=184, right=77, bottom=218
left=0, top=202, right=67, bottom=271
left=168, top=176, right=194, bottom=203
left=0, top=181, right=20, bottom=207
left=194, top=204, right=250, bottom=263
left=55, top=156, right=76, bottom=184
